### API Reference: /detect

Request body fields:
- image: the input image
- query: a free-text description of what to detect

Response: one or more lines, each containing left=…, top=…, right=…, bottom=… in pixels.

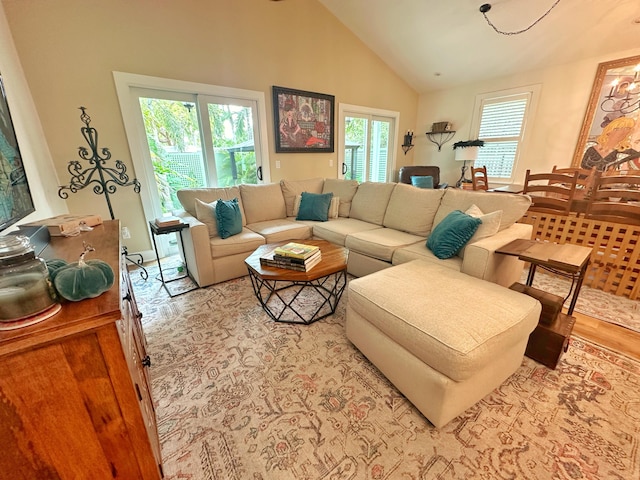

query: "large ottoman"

left=346, top=260, right=541, bottom=428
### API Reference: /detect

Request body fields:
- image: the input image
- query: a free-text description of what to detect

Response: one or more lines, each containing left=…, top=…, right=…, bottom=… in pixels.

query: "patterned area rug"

left=520, top=269, right=640, bottom=333
left=131, top=266, right=640, bottom=480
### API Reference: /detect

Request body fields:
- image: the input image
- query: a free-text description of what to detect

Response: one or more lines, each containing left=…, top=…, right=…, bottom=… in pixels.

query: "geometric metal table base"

left=247, top=268, right=347, bottom=324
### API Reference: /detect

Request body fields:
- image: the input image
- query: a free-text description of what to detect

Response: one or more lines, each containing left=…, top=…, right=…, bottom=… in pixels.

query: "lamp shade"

left=454, top=146, right=479, bottom=162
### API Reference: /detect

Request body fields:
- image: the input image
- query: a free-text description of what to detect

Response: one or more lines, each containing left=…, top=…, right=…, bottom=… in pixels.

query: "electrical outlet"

left=121, top=227, right=131, bottom=239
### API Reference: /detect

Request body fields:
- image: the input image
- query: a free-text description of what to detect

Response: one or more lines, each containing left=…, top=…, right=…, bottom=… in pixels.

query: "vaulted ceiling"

left=318, top=0, right=640, bottom=93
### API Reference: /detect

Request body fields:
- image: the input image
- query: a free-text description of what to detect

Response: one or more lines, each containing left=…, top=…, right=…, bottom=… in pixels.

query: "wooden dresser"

left=0, top=220, right=162, bottom=479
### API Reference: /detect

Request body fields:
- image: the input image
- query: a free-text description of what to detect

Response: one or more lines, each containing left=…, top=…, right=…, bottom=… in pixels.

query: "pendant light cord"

left=480, top=1, right=562, bottom=36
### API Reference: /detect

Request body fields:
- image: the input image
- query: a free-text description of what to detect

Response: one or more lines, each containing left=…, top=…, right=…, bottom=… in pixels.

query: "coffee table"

left=245, top=240, right=348, bottom=324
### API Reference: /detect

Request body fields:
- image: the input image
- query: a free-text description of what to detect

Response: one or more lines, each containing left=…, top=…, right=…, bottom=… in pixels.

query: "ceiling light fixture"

left=480, top=1, right=562, bottom=36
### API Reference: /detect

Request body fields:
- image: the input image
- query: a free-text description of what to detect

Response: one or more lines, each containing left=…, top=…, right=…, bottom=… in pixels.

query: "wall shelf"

left=425, top=131, right=456, bottom=151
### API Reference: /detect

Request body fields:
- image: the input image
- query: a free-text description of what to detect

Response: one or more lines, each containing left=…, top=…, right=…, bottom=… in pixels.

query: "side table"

left=497, top=238, right=592, bottom=369
left=148, top=221, right=198, bottom=297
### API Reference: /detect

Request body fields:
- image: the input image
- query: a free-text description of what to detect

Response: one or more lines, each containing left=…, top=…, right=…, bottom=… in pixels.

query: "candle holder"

left=58, top=107, right=147, bottom=279
left=402, top=131, right=414, bottom=155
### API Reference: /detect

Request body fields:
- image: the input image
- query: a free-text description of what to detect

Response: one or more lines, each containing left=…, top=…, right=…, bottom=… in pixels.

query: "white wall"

left=0, top=4, right=66, bottom=231
left=416, top=47, right=640, bottom=187
left=2, top=0, right=418, bottom=255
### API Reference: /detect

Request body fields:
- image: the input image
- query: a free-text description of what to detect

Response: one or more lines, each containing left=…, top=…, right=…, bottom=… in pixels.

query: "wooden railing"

left=518, top=211, right=640, bottom=300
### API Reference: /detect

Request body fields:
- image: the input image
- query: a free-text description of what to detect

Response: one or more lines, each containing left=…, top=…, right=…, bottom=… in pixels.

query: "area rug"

left=520, top=269, right=640, bottom=333
left=131, top=267, right=640, bottom=480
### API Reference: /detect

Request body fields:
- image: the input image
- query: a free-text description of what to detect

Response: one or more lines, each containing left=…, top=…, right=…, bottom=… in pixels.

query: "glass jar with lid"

left=0, top=235, right=59, bottom=322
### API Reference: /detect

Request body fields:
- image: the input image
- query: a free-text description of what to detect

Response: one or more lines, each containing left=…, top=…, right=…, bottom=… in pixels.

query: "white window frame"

left=113, top=72, right=271, bottom=228
left=338, top=103, right=399, bottom=181
left=470, top=84, right=541, bottom=183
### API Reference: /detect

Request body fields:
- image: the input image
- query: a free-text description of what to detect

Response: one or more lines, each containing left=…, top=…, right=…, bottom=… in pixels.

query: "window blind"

left=477, top=95, right=529, bottom=179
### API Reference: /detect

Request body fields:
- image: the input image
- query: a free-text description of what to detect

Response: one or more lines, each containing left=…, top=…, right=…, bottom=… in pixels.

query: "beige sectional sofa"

left=175, top=178, right=533, bottom=288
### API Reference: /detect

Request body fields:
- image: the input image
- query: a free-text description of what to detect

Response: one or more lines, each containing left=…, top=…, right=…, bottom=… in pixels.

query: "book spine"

left=260, top=259, right=307, bottom=271
left=272, top=253, right=320, bottom=265
left=273, top=248, right=319, bottom=260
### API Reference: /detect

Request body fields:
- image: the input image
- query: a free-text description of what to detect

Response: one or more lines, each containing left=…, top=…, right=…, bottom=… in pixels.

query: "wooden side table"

left=497, top=239, right=592, bottom=369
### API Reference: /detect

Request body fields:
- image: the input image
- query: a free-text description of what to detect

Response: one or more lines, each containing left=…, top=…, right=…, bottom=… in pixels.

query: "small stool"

left=346, top=260, right=540, bottom=428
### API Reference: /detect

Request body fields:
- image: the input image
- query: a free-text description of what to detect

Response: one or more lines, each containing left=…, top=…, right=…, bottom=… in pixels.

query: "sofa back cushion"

left=322, top=178, right=359, bottom=217
left=435, top=189, right=531, bottom=231
left=280, top=178, right=325, bottom=217
left=349, top=182, right=396, bottom=225
left=239, top=183, right=287, bottom=224
left=177, top=186, right=245, bottom=224
left=383, top=183, right=445, bottom=236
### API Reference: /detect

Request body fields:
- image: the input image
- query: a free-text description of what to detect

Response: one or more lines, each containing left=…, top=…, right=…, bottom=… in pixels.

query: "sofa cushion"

left=459, top=204, right=503, bottom=257
left=349, top=182, right=396, bottom=225
left=347, top=260, right=540, bottom=381
left=177, top=186, right=244, bottom=221
left=280, top=178, right=324, bottom=217
left=392, top=241, right=463, bottom=271
left=383, top=183, right=445, bottom=236
left=215, top=198, right=243, bottom=239
left=239, top=183, right=287, bottom=224
left=296, top=192, right=333, bottom=221
left=435, top=189, right=530, bottom=231
left=345, top=228, right=425, bottom=262
left=209, top=228, right=265, bottom=258
left=427, top=210, right=481, bottom=259
left=194, top=198, right=219, bottom=237
left=312, top=218, right=381, bottom=246
left=322, top=178, right=359, bottom=217
left=246, top=219, right=312, bottom=243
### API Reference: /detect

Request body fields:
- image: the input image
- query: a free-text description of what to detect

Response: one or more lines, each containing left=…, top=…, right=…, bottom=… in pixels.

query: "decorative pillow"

left=328, top=196, right=339, bottom=219
left=427, top=210, right=482, bottom=259
left=293, top=194, right=339, bottom=219
left=194, top=198, right=218, bottom=237
left=458, top=204, right=503, bottom=257
left=296, top=192, right=333, bottom=222
left=215, top=198, right=243, bottom=239
left=411, top=175, right=434, bottom=189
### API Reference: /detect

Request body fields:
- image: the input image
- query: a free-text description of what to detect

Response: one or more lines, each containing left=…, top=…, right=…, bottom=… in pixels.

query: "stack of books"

left=260, top=242, right=322, bottom=271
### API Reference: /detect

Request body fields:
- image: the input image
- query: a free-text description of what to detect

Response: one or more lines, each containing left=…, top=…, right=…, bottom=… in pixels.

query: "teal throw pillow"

left=411, top=175, right=434, bottom=189
left=296, top=192, right=333, bottom=222
left=215, top=198, right=242, bottom=239
left=427, top=210, right=482, bottom=259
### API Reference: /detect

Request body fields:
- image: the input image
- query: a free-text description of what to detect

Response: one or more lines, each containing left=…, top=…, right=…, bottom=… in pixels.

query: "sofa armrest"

left=461, top=222, right=533, bottom=287
left=176, top=211, right=215, bottom=287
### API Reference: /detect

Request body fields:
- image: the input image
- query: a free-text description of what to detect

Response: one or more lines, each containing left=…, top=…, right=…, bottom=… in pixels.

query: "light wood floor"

left=573, top=311, right=640, bottom=360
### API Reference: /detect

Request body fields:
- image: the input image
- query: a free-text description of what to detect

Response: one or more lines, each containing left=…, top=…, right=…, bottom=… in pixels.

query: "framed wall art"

left=572, top=55, right=640, bottom=171
left=272, top=86, right=334, bottom=153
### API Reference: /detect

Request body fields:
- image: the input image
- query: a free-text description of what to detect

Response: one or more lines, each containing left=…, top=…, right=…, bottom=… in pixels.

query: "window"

left=114, top=72, right=270, bottom=256
left=338, top=104, right=399, bottom=182
left=471, top=86, right=539, bottom=181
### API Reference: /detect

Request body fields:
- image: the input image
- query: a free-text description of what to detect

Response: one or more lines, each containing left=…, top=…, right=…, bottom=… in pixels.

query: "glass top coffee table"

left=245, top=239, right=348, bottom=324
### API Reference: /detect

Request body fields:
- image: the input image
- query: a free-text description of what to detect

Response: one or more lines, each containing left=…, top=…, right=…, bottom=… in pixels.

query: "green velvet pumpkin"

left=53, top=245, right=115, bottom=302
left=45, top=258, right=69, bottom=281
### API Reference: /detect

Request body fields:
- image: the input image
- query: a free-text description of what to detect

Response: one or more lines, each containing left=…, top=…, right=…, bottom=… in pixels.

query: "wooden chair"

left=471, top=166, right=489, bottom=191
left=551, top=165, right=596, bottom=194
left=523, top=170, right=579, bottom=215
left=585, top=172, right=640, bottom=225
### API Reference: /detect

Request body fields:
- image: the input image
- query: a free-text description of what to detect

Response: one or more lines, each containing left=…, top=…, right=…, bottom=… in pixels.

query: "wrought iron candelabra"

left=58, top=107, right=147, bottom=278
